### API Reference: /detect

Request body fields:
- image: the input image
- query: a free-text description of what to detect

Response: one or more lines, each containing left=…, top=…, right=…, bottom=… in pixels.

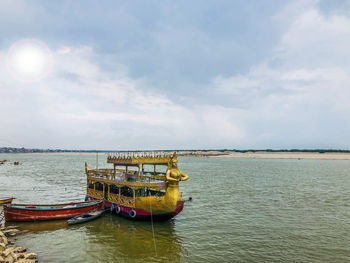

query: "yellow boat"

left=85, top=152, right=189, bottom=221
left=0, top=197, right=14, bottom=205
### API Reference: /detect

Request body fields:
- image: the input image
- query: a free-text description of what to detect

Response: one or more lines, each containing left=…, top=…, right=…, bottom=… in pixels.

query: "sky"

left=0, top=0, right=350, bottom=150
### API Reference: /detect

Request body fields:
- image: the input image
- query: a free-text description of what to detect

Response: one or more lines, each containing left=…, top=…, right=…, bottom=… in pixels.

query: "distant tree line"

left=0, top=147, right=106, bottom=153
left=230, top=149, right=350, bottom=153
left=170, top=149, right=350, bottom=153
left=1, top=147, right=350, bottom=154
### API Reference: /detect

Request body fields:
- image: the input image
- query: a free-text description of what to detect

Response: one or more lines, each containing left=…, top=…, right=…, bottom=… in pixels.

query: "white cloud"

left=2, top=1, right=350, bottom=149
left=213, top=75, right=259, bottom=94
left=0, top=45, right=244, bottom=149
left=211, top=2, right=350, bottom=148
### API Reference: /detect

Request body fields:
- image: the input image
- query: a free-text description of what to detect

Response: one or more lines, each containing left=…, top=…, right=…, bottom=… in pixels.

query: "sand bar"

left=177, top=151, right=350, bottom=160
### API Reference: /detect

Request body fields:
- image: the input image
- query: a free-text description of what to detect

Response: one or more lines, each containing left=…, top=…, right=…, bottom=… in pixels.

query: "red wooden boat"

left=0, top=197, right=14, bottom=205
left=3, top=201, right=104, bottom=222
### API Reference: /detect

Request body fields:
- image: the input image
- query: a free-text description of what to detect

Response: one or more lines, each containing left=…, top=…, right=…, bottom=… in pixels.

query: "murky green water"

left=1, top=154, right=350, bottom=262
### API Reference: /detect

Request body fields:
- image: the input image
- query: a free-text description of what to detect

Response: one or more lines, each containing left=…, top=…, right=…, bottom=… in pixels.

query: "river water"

left=1, top=153, right=350, bottom=262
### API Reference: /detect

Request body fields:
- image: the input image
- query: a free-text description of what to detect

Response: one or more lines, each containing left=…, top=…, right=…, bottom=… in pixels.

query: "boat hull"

left=0, top=197, right=14, bottom=205
left=67, top=210, right=104, bottom=225
left=4, top=201, right=103, bottom=222
left=87, top=196, right=184, bottom=221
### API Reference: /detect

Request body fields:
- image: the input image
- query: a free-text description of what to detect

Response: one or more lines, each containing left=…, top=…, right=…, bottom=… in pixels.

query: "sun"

left=6, top=39, right=53, bottom=83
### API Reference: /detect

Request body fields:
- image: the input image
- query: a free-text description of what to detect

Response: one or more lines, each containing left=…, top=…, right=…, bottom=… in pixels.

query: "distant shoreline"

left=177, top=151, right=350, bottom=160
left=2, top=150, right=350, bottom=160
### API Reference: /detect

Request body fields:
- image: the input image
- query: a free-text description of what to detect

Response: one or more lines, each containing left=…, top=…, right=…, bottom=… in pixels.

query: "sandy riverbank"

left=177, top=151, right=350, bottom=160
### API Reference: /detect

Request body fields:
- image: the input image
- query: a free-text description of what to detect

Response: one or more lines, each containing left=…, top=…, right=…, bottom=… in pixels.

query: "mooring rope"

left=0, top=210, right=4, bottom=224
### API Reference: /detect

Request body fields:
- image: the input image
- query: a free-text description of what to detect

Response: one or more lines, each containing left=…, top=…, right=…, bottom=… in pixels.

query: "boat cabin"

left=85, top=152, right=188, bottom=220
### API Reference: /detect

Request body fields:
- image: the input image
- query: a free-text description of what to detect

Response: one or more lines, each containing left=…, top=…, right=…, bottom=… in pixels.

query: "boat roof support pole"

left=138, top=164, right=141, bottom=182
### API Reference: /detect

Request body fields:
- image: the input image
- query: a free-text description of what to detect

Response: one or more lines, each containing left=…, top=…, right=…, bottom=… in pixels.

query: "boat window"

left=127, top=169, right=138, bottom=174
left=120, top=186, right=133, bottom=197
left=109, top=185, right=119, bottom=195
left=95, top=182, right=104, bottom=191
left=142, top=164, right=154, bottom=175
left=155, top=165, right=167, bottom=174
left=126, top=176, right=138, bottom=182
left=147, top=189, right=165, bottom=197
left=135, top=188, right=147, bottom=197
left=135, top=188, right=166, bottom=197
left=142, top=164, right=167, bottom=176
left=114, top=165, right=139, bottom=173
left=88, top=183, right=94, bottom=189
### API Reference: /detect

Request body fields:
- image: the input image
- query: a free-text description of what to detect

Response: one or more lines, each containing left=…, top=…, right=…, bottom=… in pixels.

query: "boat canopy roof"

left=107, top=152, right=176, bottom=165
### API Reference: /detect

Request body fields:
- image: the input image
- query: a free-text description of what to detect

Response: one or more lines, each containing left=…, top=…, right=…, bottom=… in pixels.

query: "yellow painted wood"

left=85, top=152, right=189, bottom=214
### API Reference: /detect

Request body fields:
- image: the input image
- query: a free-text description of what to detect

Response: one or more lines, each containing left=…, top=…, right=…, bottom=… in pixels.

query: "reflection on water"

left=0, top=154, right=185, bottom=262
left=84, top=215, right=183, bottom=262
left=10, top=213, right=183, bottom=263
left=2, top=154, right=350, bottom=262
left=5, top=219, right=69, bottom=232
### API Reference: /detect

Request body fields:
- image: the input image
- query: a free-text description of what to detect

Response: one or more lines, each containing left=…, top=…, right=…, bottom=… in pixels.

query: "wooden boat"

left=85, top=152, right=189, bottom=221
left=0, top=197, right=14, bottom=205
left=3, top=201, right=103, bottom=222
left=67, top=210, right=105, bottom=225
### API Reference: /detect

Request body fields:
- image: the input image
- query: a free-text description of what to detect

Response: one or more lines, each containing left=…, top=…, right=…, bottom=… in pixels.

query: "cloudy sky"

left=0, top=0, right=349, bottom=150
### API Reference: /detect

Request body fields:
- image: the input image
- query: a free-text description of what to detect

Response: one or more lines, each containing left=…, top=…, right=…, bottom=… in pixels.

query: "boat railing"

left=107, top=193, right=135, bottom=208
left=87, top=170, right=166, bottom=183
left=87, top=169, right=136, bottom=179
left=87, top=188, right=104, bottom=200
left=119, top=196, right=135, bottom=207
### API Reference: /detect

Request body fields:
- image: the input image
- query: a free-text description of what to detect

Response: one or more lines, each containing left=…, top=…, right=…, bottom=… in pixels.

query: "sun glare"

left=6, top=39, right=53, bottom=82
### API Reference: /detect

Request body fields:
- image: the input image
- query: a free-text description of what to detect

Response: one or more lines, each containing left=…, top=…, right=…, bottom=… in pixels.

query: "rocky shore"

left=0, top=226, right=37, bottom=263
